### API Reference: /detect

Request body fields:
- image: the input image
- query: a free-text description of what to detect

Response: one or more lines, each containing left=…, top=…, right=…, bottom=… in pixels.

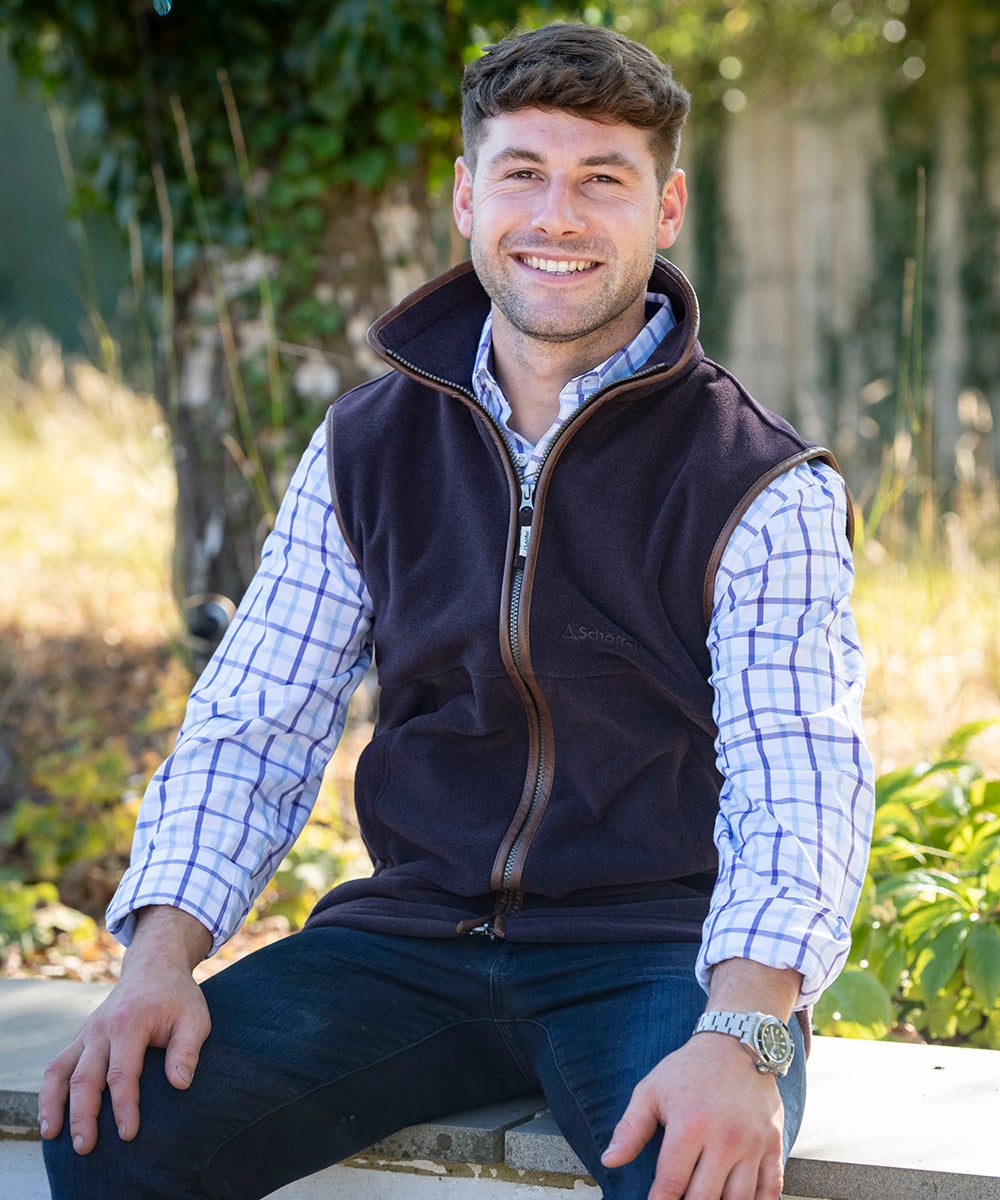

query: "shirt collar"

left=472, top=292, right=678, bottom=430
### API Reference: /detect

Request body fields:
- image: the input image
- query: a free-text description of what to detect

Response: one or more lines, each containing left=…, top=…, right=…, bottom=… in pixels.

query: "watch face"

left=755, top=1018, right=792, bottom=1065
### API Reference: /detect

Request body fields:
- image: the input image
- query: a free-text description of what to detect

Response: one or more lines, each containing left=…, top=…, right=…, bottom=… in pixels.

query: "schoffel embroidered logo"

left=562, top=623, right=639, bottom=655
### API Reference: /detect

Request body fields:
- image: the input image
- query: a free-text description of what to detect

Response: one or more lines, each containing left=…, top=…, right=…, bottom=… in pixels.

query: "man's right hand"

left=38, top=905, right=214, bottom=1155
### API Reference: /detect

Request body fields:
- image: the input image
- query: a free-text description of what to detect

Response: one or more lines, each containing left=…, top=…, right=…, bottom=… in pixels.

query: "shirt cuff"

left=105, top=853, right=255, bottom=956
left=696, top=894, right=854, bottom=1008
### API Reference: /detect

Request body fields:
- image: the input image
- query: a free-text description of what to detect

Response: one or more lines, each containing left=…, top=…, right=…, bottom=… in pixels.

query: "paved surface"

left=0, top=978, right=114, bottom=1127
left=4, top=978, right=1000, bottom=1199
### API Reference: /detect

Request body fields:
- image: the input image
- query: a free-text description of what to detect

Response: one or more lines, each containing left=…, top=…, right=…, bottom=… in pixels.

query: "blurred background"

left=2, top=1, right=1000, bottom=1045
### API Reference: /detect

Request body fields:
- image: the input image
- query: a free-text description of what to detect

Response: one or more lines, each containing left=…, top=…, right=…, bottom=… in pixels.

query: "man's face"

left=453, top=108, right=686, bottom=353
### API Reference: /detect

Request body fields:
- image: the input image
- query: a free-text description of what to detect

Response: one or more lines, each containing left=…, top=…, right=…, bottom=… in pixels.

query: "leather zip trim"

left=356, top=341, right=551, bottom=913
left=325, top=403, right=364, bottom=570
left=700, top=447, right=853, bottom=631
left=364, top=259, right=703, bottom=926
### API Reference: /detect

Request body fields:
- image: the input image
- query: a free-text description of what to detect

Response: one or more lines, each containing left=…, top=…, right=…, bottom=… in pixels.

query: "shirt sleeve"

left=696, top=460, right=875, bottom=1008
left=105, top=419, right=374, bottom=953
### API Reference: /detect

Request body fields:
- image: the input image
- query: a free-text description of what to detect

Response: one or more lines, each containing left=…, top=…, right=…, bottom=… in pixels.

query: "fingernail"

left=602, top=1142, right=619, bottom=1161
left=175, top=1064, right=192, bottom=1083
left=73, top=1135, right=84, bottom=1152
left=39, top=1119, right=48, bottom=1136
left=119, top=1122, right=128, bottom=1139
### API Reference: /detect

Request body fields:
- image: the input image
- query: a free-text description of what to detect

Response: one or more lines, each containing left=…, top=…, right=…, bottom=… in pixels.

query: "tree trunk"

left=163, top=178, right=443, bottom=660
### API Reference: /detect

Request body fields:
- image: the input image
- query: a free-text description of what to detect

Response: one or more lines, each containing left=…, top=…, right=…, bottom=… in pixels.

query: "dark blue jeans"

left=44, top=928, right=806, bottom=1199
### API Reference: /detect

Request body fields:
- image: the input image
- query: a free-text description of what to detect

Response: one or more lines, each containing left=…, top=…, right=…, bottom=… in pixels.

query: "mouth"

left=515, top=255, right=598, bottom=276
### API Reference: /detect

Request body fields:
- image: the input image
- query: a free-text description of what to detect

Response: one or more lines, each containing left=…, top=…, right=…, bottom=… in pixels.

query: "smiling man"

left=41, top=24, right=874, bottom=1200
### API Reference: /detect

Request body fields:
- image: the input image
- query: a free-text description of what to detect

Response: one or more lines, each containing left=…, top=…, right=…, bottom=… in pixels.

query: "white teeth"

left=525, top=256, right=594, bottom=274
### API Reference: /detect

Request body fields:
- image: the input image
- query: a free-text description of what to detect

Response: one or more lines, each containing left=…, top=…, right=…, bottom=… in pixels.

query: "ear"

left=453, top=156, right=474, bottom=240
left=656, top=170, right=687, bottom=250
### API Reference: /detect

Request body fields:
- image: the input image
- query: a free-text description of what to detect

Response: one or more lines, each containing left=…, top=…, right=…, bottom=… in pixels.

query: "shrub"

left=815, top=721, right=1000, bottom=1046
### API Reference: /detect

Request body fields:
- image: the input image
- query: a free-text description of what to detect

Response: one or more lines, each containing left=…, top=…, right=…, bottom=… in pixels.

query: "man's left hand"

left=600, top=1030, right=785, bottom=1200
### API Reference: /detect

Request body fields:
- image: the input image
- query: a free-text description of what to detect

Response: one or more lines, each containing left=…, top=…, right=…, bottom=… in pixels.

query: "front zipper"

left=375, top=345, right=668, bottom=938
left=500, top=480, right=543, bottom=895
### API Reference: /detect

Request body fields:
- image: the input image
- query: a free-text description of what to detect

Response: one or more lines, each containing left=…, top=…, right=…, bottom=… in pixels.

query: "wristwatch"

left=693, top=1010, right=795, bottom=1076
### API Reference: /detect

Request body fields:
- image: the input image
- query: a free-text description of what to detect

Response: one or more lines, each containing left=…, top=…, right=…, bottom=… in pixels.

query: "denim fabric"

left=44, top=928, right=806, bottom=1199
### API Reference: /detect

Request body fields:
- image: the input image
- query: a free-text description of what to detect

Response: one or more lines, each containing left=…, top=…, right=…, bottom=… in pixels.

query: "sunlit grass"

left=0, top=330, right=178, bottom=643
left=854, top=553, right=1000, bottom=775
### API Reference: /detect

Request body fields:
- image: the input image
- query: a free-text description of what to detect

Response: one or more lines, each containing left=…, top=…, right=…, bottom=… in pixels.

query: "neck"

left=490, top=299, right=646, bottom=445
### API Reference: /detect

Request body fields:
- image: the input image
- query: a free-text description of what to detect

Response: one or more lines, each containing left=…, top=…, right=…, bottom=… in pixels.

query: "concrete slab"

left=785, top=1035, right=1000, bottom=1200
left=3, top=979, right=999, bottom=1200
left=505, top=1111, right=589, bottom=1177
left=0, top=979, right=114, bottom=1128
left=361, top=1095, right=549, bottom=1165
left=265, top=1162, right=602, bottom=1198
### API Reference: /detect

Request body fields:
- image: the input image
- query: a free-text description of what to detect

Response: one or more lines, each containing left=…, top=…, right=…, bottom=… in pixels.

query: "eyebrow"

left=485, top=147, right=643, bottom=176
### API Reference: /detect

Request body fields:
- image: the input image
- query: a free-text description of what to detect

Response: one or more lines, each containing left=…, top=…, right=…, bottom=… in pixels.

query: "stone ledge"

left=4, top=978, right=1000, bottom=1200
left=0, top=978, right=114, bottom=1129
left=357, top=1095, right=552, bottom=1167
left=783, top=1035, right=1000, bottom=1200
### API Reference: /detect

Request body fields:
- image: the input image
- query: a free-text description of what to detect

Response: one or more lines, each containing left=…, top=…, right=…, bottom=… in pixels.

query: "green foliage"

left=2, top=744, right=140, bottom=883
left=249, top=821, right=350, bottom=931
left=1, top=0, right=571, bottom=601
left=0, top=0, right=557, bottom=299
left=0, top=878, right=96, bottom=957
left=815, top=721, right=1000, bottom=1046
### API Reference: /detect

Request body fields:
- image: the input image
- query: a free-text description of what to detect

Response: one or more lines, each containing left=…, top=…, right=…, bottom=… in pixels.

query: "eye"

left=588, top=174, right=621, bottom=185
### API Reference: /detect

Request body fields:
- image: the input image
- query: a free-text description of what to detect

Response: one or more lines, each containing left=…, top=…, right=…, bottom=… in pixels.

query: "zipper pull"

left=515, top=481, right=534, bottom=569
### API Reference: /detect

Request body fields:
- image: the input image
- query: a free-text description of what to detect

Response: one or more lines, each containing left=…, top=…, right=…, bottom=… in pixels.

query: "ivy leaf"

left=925, top=989, right=960, bottom=1041
left=917, top=918, right=970, bottom=1000
left=941, top=719, right=1000, bottom=761
left=345, top=148, right=392, bottom=190
left=877, top=869, right=966, bottom=906
left=813, top=968, right=893, bottom=1040
left=870, top=927, right=909, bottom=996
left=965, top=922, right=1000, bottom=1008
left=375, top=105, right=425, bottom=145
left=875, top=765, right=922, bottom=807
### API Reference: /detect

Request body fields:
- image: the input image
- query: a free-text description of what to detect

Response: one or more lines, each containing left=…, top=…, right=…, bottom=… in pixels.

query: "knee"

left=42, top=1115, right=122, bottom=1198
left=42, top=1121, right=76, bottom=1196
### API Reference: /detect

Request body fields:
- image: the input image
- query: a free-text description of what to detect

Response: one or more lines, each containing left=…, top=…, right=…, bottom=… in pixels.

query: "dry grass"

left=854, top=552, right=1000, bottom=776
left=0, top=330, right=178, bottom=643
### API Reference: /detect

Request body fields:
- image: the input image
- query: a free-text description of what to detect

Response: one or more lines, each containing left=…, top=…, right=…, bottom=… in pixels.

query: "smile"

left=518, top=256, right=597, bottom=275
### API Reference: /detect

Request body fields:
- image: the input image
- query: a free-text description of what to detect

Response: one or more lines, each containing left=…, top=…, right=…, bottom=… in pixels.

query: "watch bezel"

left=749, top=1014, right=794, bottom=1073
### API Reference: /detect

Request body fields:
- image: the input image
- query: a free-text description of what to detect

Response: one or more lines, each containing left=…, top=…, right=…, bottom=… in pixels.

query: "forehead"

left=475, top=107, right=657, bottom=173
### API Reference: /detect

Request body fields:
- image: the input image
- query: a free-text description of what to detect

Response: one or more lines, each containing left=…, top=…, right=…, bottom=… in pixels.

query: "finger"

left=601, top=1086, right=661, bottom=1168
left=164, top=1001, right=211, bottom=1091
left=647, top=1125, right=701, bottom=1200
left=38, top=1041, right=83, bottom=1141
left=720, top=1159, right=761, bottom=1200
left=754, top=1141, right=784, bottom=1200
left=66, top=1039, right=112, bottom=1155
left=105, top=1020, right=151, bottom=1142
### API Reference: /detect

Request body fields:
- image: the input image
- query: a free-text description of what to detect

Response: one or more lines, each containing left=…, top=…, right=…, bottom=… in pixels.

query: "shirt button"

left=515, top=453, right=528, bottom=468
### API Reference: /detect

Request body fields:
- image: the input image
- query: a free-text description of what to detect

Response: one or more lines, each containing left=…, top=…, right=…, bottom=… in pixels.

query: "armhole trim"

left=701, top=447, right=854, bottom=630
left=325, top=403, right=364, bottom=571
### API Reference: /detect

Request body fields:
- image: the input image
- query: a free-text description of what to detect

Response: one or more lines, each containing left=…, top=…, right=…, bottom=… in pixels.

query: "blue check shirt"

left=107, top=296, right=875, bottom=1008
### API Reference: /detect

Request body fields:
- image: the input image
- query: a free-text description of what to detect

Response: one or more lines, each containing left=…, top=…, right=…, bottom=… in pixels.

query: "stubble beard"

left=471, top=231, right=655, bottom=348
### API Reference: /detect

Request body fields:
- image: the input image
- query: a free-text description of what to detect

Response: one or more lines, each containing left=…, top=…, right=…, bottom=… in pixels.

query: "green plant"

left=0, top=877, right=95, bottom=957
left=815, top=721, right=1000, bottom=1046
left=246, top=791, right=355, bottom=930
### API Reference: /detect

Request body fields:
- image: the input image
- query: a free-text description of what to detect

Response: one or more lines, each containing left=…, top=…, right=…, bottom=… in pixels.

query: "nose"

left=531, top=178, right=586, bottom=237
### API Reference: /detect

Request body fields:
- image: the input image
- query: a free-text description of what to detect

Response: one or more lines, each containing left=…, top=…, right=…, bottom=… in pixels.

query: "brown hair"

left=461, top=24, right=691, bottom=187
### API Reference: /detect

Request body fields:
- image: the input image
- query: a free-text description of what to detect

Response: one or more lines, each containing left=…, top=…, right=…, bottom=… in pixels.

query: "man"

left=41, top=23, right=874, bottom=1200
